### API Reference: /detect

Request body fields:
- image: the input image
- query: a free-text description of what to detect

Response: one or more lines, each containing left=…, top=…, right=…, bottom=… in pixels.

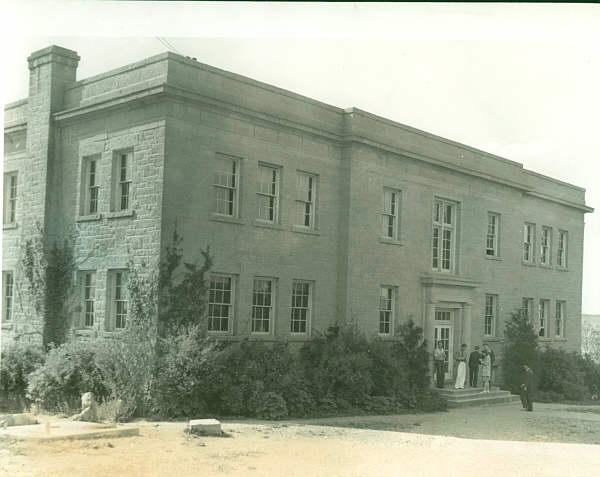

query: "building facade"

left=2, top=46, right=593, bottom=380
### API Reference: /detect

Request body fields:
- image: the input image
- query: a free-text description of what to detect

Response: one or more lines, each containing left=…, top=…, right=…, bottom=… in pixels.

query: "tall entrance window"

left=432, top=199, right=457, bottom=272
left=539, top=299, right=549, bottom=337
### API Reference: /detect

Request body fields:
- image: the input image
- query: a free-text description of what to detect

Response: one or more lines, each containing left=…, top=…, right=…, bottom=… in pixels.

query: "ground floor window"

left=379, top=286, right=395, bottom=335
left=555, top=301, right=565, bottom=338
left=108, top=270, right=128, bottom=330
left=252, top=278, right=275, bottom=333
left=208, top=275, right=235, bottom=333
left=538, top=299, right=549, bottom=337
left=290, top=280, right=312, bottom=334
left=3, top=271, right=14, bottom=322
left=484, top=294, right=497, bottom=336
left=82, top=271, right=96, bottom=327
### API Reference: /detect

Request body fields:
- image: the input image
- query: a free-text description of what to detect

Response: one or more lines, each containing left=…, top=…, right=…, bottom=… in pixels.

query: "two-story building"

left=2, top=46, right=593, bottom=381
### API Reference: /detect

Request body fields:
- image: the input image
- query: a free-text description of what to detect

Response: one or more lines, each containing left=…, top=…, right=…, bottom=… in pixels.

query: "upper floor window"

left=208, top=275, right=235, bottom=333
left=3, top=172, right=18, bottom=224
left=538, top=299, right=549, bottom=338
left=557, top=230, right=568, bottom=268
left=213, top=153, right=240, bottom=217
left=2, top=271, right=14, bottom=322
left=82, top=271, right=96, bottom=327
left=291, top=280, right=312, bottom=334
left=540, top=227, right=552, bottom=265
left=484, top=294, right=497, bottom=336
left=81, top=157, right=99, bottom=215
left=432, top=199, right=457, bottom=272
left=112, top=151, right=132, bottom=211
left=108, top=270, right=128, bottom=330
left=523, top=223, right=535, bottom=263
left=555, top=301, right=565, bottom=338
left=379, top=286, right=395, bottom=335
left=251, top=278, right=275, bottom=334
left=257, top=164, right=280, bottom=223
left=382, top=189, right=400, bottom=240
left=295, top=172, right=316, bottom=229
left=522, top=297, right=534, bottom=324
left=486, top=213, right=500, bottom=257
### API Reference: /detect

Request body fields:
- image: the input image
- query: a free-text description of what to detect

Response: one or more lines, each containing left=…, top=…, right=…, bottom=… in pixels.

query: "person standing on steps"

left=454, top=344, right=468, bottom=389
left=480, top=348, right=492, bottom=394
left=433, top=341, right=446, bottom=389
left=468, top=345, right=481, bottom=387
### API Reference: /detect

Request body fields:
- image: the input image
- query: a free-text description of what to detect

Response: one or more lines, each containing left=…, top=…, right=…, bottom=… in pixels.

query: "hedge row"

left=1, top=320, right=447, bottom=419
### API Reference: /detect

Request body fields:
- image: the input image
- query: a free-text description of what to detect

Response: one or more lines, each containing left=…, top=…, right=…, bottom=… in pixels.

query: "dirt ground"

left=1, top=401, right=600, bottom=477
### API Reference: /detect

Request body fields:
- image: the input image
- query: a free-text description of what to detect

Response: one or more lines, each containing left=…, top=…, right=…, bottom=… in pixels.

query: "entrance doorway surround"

left=421, top=274, right=480, bottom=383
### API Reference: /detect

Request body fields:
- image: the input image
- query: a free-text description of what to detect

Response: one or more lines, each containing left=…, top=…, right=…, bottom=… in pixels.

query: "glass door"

left=434, top=324, right=453, bottom=380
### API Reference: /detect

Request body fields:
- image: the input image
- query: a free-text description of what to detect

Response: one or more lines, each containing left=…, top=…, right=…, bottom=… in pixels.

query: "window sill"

left=253, top=220, right=284, bottom=231
left=485, top=255, right=502, bottom=261
left=106, top=209, right=135, bottom=219
left=521, top=261, right=537, bottom=268
left=286, top=333, right=311, bottom=341
left=539, top=263, right=553, bottom=270
left=379, top=237, right=404, bottom=246
left=554, top=337, right=568, bottom=342
left=291, top=226, right=320, bottom=236
left=77, top=213, right=102, bottom=223
left=210, top=213, right=245, bottom=225
left=483, top=337, right=502, bottom=342
left=1, top=323, right=13, bottom=329
left=555, top=267, right=569, bottom=272
left=248, top=333, right=274, bottom=341
left=3, top=222, right=18, bottom=230
left=74, top=328, right=96, bottom=336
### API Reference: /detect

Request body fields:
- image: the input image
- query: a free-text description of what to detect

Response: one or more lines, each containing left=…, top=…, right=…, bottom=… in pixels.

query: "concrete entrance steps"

left=437, top=386, right=520, bottom=408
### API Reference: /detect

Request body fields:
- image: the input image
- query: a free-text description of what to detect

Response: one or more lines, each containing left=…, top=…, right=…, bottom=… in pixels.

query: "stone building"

left=2, top=46, right=593, bottom=381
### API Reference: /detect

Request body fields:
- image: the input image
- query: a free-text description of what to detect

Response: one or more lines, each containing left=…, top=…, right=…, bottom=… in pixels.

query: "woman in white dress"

left=454, top=344, right=468, bottom=389
left=480, top=349, right=492, bottom=393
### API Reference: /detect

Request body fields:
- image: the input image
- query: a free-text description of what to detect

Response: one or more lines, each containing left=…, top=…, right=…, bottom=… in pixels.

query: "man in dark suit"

left=521, top=365, right=535, bottom=411
left=468, top=345, right=481, bottom=387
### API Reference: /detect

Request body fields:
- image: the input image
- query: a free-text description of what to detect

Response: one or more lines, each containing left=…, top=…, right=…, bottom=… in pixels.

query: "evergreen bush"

left=0, top=345, right=45, bottom=412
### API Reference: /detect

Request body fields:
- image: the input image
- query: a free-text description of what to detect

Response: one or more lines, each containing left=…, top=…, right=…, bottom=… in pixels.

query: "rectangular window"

left=432, top=199, right=457, bottom=272
left=82, top=271, right=96, bottom=327
left=208, top=275, right=234, bottom=333
left=257, top=164, right=280, bottom=223
left=540, top=227, right=552, bottom=265
left=3, top=271, right=14, bottom=322
left=3, top=173, right=18, bottom=224
left=295, top=172, right=316, bottom=229
left=108, top=271, right=128, bottom=330
left=539, top=299, right=549, bottom=338
left=113, top=151, right=133, bottom=211
left=486, top=213, right=500, bottom=256
left=291, top=280, right=312, bottom=334
left=523, top=223, right=535, bottom=263
left=522, top=297, right=534, bottom=324
left=252, top=278, right=275, bottom=333
left=382, top=189, right=400, bottom=240
left=213, top=154, right=240, bottom=217
left=484, top=294, right=497, bottom=336
left=557, top=230, right=568, bottom=268
left=435, top=310, right=451, bottom=321
left=82, top=158, right=99, bottom=215
left=555, top=301, right=565, bottom=337
left=379, top=286, right=395, bottom=335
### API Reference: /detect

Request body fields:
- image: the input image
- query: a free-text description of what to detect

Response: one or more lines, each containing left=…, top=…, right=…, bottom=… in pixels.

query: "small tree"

left=157, top=229, right=213, bottom=336
left=502, top=309, right=539, bottom=394
left=393, top=319, right=430, bottom=397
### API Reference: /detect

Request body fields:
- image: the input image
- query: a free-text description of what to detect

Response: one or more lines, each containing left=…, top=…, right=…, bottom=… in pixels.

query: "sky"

left=1, top=2, right=599, bottom=313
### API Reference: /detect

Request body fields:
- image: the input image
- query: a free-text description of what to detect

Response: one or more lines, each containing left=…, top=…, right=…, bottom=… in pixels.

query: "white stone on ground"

left=188, top=419, right=222, bottom=436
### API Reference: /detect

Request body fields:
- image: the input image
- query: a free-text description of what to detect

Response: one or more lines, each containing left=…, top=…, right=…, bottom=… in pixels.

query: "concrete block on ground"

left=188, top=418, right=222, bottom=436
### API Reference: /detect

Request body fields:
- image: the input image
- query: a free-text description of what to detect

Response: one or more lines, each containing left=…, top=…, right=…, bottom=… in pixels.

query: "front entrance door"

left=434, top=312, right=453, bottom=380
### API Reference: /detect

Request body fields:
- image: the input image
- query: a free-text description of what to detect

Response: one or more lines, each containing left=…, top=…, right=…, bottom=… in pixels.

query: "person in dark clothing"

left=521, top=365, right=535, bottom=411
left=468, top=345, right=481, bottom=387
left=433, top=341, right=446, bottom=389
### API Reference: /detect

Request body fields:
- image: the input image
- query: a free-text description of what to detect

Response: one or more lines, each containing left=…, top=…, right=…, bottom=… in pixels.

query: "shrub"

left=392, top=319, right=431, bottom=399
left=254, top=391, right=288, bottom=420
left=154, top=325, right=218, bottom=417
left=300, top=327, right=374, bottom=405
left=537, top=348, right=588, bottom=401
left=502, top=309, right=539, bottom=394
left=414, top=389, right=448, bottom=412
left=27, top=340, right=107, bottom=412
left=94, top=330, right=157, bottom=420
left=0, top=345, right=45, bottom=412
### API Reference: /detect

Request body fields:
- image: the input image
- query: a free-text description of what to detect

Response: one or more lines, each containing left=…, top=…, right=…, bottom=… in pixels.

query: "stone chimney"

left=23, top=46, right=79, bottom=235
